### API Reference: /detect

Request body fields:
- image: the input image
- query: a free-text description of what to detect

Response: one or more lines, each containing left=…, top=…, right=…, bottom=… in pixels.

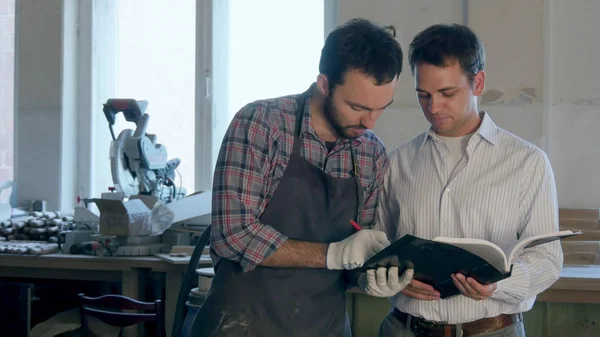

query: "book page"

left=433, top=237, right=510, bottom=273
left=506, top=230, right=579, bottom=265
left=498, top=240, right=519, bottom=262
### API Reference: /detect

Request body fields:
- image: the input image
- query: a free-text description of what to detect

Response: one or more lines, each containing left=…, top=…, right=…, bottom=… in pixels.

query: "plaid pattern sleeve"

left=210, top=102, right=288, bottom=272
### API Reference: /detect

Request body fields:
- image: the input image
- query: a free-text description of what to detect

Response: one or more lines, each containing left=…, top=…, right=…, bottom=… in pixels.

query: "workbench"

left=10, top=252, right=592, bottom=337
left=0, top=252, right=212, bottom=337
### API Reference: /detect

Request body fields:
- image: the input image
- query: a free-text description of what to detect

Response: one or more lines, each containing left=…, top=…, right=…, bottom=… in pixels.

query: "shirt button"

left=446, top=188, right=450, bottom=192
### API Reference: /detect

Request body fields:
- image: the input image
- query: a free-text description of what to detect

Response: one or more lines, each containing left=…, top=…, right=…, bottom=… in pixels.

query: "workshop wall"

left=547, top=0, right=600, bottom=208
left=339, top=0, right=600, bottom=207
left=0, top=0, right=14, bottom=199
left=13, top=0, right=600, bottom=209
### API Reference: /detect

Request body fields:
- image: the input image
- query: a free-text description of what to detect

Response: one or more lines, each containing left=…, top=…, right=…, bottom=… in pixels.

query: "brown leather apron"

left=192, top=91, right=364, bottom=337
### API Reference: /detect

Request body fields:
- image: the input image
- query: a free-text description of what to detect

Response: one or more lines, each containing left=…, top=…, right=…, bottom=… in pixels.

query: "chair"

left=78, top=293, right=165, bottom=337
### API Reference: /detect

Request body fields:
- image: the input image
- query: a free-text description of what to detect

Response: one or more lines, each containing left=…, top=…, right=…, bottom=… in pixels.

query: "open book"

left=358, top=230, right=581, bottom=298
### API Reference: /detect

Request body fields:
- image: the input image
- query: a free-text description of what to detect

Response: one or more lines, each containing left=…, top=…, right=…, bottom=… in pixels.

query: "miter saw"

left=103, top=98, right=186, bottom=203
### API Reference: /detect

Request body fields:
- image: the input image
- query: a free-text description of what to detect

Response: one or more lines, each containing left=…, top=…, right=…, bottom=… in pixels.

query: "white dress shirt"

left=376, top=112, right=564, bottom=324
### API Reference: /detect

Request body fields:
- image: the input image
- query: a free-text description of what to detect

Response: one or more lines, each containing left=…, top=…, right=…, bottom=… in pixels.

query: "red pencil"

left=350, top=220, right=362, bottom=231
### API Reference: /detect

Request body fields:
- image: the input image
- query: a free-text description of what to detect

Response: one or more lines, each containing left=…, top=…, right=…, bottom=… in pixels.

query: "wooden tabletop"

left=0, top=252, right=164, bottom=270
left=536, top=264, right=600, bottom=303
left=0, top=252, right=212, bottom=272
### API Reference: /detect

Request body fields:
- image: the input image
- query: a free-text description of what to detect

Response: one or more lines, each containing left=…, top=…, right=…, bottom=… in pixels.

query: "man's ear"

left=472, top=71, right=486, bottom=96
left=316, top=74, right=330, bottom=96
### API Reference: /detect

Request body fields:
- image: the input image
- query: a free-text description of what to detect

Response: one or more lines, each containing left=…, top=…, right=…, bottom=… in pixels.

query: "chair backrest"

left=172, top=225, right=212, bottom=337
left=78, top=293, right=164, bottom=337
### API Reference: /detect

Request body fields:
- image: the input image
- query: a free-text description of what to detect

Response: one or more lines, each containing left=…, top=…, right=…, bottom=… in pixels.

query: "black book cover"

left=357, top=235, right=511, bottom=299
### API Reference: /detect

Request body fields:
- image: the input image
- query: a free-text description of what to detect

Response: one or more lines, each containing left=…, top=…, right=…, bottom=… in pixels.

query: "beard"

left=323, top=94, right=366, bottom=140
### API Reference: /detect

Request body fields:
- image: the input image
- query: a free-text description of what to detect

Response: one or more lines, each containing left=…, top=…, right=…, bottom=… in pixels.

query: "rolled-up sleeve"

left=210, top=103, right=288, bottom=272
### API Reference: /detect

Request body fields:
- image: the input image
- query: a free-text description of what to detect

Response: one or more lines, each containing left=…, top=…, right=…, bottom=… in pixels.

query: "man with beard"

left=194, top=18, right=413, bottom=337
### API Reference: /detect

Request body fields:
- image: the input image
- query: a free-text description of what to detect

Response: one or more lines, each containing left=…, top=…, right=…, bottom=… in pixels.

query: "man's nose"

left=361, top=112, right=378, bottom=130
left=428, top=96, right=442, bottom=114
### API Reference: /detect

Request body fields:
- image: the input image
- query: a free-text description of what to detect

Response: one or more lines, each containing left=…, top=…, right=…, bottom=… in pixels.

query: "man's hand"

left=359, top=267, right=414, bottom=297
left=401, top=279, right=441, bottom=301
left=326, top=230, right=390, bottom=270
left=451, top=273, right=497, bottom=301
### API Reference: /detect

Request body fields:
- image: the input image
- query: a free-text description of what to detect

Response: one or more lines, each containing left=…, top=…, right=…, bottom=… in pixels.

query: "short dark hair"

left=409, top=23, right=485, bottom=83
left=319, top=18, right=403, bottom=90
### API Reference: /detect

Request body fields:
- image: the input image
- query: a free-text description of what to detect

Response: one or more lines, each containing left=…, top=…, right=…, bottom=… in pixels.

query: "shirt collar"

left=419, top=111, right=500, bottom=149
left=300, top=83, right=363, bottom=147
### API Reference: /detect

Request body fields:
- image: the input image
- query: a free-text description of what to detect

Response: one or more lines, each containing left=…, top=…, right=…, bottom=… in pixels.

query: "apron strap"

left=293, top=91, right=364, bottom=225
left=294, top=93, right=306, bottom=138
left=350, top=147, right=363, bottom=225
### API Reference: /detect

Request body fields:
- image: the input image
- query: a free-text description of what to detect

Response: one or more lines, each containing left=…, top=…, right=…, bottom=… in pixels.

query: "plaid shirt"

left=210, top=84, right=389, bottom=272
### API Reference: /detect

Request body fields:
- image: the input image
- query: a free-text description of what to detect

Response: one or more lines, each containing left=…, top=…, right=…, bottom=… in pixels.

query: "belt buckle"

left=413, top=320, right=452, bottom=337
left=421, top=320, right=448, bottom=327
left=420, top=319, right=448, bottom=327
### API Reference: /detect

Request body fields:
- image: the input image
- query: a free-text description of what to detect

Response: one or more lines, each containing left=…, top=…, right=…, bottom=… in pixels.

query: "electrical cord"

left=176, top=168, right=183, bottom=198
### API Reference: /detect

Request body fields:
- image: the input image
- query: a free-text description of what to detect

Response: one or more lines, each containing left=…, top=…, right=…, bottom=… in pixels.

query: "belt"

left=392, top=308, right=522, bottom=337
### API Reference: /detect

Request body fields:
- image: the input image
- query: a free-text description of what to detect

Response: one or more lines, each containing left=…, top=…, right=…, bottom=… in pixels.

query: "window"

left=113, top=0, right=196, bottom=193
left=0, top=0, right=15, bottom=203
left=87, top=0, right=333, bottom=198
left=92, top=0, right=196, bottom=197
left=211, top=0, right=325, bottom=169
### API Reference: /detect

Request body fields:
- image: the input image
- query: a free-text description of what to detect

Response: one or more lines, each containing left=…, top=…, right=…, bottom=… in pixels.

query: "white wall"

left=339, top=0, right=600, bottom=207
left=339, top=0, right=465, bottom=147
left=13, top=0, right=600, bottom=209
left=0, top=0, right=15, bottom=193
left=15, top=0, right=61, bottom=210
left=548, top=0, right=600, bottom=207
left=15, top=0, right=77, bottom=211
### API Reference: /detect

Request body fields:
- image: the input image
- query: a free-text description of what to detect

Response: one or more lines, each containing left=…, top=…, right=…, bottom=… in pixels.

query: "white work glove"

left=358, top=267, right=414, bottom=297
left=326, top=229, right=390, bottom=270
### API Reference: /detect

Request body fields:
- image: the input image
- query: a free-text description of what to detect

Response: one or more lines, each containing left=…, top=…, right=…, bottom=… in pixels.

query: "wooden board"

left=559, top=207, right=600, bottom=231
left=560, top=219, right=599, bottom=230
left=562, top=241, right=600, bottom=264
left=0, top=252, right=179, bottom=271
left=559, top=208, right=600, bottom=220
left=561, top=228, right=600, bottom=241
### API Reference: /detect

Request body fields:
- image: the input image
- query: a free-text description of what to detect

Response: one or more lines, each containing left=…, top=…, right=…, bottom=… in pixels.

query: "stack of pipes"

left=0, top=211, right=75, bottom=243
